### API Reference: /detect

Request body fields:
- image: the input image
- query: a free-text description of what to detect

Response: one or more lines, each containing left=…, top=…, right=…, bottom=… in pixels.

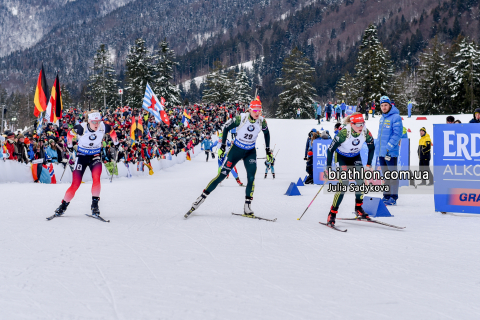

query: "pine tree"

left=153, top=39, right=182, bottom=108
left=202, top=61, right=231, bottom=104
left=233, top=70, right=252, bottom=103
left=354, top=24, right=393, bottom=103
left=335, top=72, right=358, bottom=105
left=416, top=37, right=450, bottom=114
left=87, top=44, right=119, bottom=110
left=61, top=84, right=73, bottom=110
left=276, top=47, right=316, bottom=119
left=125, top=38, right=154, bottom=109
left=447, top=38, right=480, bottom=113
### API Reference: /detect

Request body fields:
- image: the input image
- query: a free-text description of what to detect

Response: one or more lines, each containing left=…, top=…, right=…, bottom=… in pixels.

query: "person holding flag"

left=185, top=97, right=272, bottom=219
left=48, top=111, right=119, bottom=221
left=182, top=108, right=191, bottom=128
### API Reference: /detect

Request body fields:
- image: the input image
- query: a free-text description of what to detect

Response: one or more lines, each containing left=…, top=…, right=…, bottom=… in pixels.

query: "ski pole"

left=274, top=149, right=280, bottom=158
left=59, top=153, right=72, bottom=182
left=297, top=184, right=325, bottom=221
left=110, top=149, right=119, bottom=183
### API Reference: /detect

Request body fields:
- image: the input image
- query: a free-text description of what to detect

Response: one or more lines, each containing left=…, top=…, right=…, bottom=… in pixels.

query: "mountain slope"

left=0, top=0, right=134, bottom=57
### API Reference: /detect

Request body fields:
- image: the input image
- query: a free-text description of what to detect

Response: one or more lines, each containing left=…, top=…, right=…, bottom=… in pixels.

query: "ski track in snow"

left=1, top=115, right=480, bottom=319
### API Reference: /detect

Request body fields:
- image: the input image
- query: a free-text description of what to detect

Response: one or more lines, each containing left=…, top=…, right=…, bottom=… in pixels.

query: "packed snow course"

left=1, top=115, right=479, bottom=319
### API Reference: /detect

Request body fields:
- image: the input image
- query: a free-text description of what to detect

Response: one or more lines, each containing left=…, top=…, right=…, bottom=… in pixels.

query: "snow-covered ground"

left=1, top=114, right=480, bottom=319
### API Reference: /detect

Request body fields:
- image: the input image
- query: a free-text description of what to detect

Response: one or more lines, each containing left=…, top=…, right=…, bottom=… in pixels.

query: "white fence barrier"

left=0, top=145, right=202, bottom=184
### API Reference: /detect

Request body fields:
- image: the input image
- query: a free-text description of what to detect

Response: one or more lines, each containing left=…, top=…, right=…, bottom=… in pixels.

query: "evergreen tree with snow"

left=447, top=37, right=480, bottom=113
left=125, top=38, right=154, bottom=109
left=202, top=61, right=231, bottom=104
left=354, top=24, right=393, bottom=103
left=276, top=47, right=316, bottom=119
left=61, top=84, right=73, bottom=110
left=416, top=37, right=450, bottom=114
left=153, top=39, right=182, bottom=108
left=233, top=70, right=252, bottom=104
left=88, top=44, right=119, bottom=110
left=335, top=71, right=358, bottom=105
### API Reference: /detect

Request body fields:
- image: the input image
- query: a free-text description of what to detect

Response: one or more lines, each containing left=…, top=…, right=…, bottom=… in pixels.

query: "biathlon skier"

left=48, top=111, right=119, bottom=220
left=185, top=97, right=271, bottom=218
left=264, top=156, right=275, bottom=179
left=325, top=112, right=375, bottom=227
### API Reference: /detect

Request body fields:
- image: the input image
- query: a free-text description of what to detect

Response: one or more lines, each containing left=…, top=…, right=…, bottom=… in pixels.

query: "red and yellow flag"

left=33, top=64, right=49, bottom=117
left=186, top=151, right=191, bottom=161
left=130, top=116, right=144, bottom=141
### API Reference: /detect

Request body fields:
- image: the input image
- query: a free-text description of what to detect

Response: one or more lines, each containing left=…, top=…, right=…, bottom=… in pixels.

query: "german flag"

left=130, top=116, right=144, bottom=141
left=54, top=74, right=63, bottom=118
left=33, top=64, right=49, bottom=117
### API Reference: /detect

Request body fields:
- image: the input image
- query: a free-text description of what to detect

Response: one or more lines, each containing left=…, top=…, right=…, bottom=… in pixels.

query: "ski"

left=337, top=217, right=405, bottom=229
left=85, top=214, right=110, bottom=223
left=232, top=212, right=277, bottom=222
left=319, top=222, right=347, bottom=232
left=46, top=214, right=63, bottom=221
left=184, top=207, right=195, bottom=219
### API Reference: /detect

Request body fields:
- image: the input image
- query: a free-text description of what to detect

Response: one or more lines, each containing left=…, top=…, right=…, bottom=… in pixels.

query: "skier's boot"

left=185, top=190, right=209, bottom=218
left=236, top=177, right=244, bottom=186
left=327, top=206, right=338, bottom=226
left=272, top=173, right=275, bottom=179
left=54, top=200, right=70, bottom=217
left=244, top=197, right=255, bottom=218
left=354, top=202, right=370, bottom=220
left=91, top=197, right=101, bottom=217
left=264, top=173, right=267, bottom=179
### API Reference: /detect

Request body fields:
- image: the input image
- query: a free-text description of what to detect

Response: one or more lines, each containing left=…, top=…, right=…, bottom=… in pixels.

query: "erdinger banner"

left=433, top=124, right=480, bottom=214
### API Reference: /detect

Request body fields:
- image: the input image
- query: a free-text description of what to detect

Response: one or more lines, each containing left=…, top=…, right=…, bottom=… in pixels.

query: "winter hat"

left=6, top=131, right=14, bottom=137
left=379, top=96, right=391, bottom=105
left=17, top=133, right=24, bottom=139
left=350, top=114, right=365, bottom=124
left=249, top=96, right=262, bottom=110
left=420, top=127, right=426, bottom=133
left=88, top=112, right=102, bottom=121
left=311, top=128, right=317, bottom=133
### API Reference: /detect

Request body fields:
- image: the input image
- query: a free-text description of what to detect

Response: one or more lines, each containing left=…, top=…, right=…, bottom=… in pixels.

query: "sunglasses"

left=353, top=122, right=365, bottom=127
left=250, top=109, right=262, bottom=113
left=90, top=120, right=101, bottom=125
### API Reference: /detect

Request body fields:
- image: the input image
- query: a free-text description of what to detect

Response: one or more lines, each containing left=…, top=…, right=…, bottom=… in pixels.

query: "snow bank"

left=0, top=145, right=202, bottom=184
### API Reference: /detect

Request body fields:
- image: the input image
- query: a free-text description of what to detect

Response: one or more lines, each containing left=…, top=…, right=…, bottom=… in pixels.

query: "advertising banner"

left=433, top=124, right=480, bottom=214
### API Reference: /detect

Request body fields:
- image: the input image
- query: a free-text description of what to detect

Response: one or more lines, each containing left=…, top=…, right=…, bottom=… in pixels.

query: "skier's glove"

left=266, top=147, right=273, bottom=163
left=304, top=157, right=308, bottom=161
left=218, top=144, right=226, bottom=157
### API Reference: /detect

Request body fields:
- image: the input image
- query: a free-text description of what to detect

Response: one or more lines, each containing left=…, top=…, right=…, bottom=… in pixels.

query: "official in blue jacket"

left=316, top=104, right=322, bottom=124
left=375, top=96, right=403, bottom=206
left=340, top=101, right=346, bottom=118
left=334, top=104, right=342, bottom=122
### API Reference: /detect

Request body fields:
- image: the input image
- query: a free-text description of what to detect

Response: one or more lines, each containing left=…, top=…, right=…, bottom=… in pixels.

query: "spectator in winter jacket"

left=316, top=103, right=322, bottom=124
left=371, top=100, right=376, bottom=118
left=304, top=128, right=317, bottom=160
left=334, top=104, right=342, bottom=121
left=0, top=136, right=5, bottom=159
left=340, top=100, right=346, bottom=118
left=4, top=131, right=17, bottom=160
left=375, top=96, right=403, bottom=205
left=469, top=108, right=480, bottom=123
left=46, top=140, right=59, bottom=163
left=325, top=102, right=333, bottom=121
left=15, top=133, right=30, bottom=164
left=417, top=127, right=433, bottom=186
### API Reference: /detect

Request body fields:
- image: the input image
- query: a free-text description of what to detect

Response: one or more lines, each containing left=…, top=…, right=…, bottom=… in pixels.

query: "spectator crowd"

left=1, top=103, right=247, bottom=181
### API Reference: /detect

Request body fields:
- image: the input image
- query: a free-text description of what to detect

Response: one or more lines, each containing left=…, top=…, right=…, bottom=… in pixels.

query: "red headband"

left=350, top=114, right=364, bottom=123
